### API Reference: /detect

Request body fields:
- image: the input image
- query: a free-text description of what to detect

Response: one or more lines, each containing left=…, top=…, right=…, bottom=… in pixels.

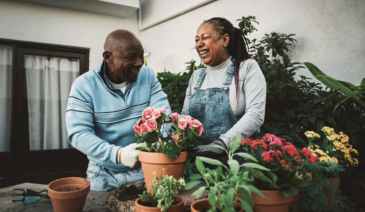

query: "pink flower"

left=146, top=119, right=157, bottom=131
left=142, top=107, right=154, bottom=119
left=178, top=120, right=188, bottom=130
left=156, top=108, right=167, bottom=113
left=169, top=113, right=180, bottom=120
left=191, top=119, right=202, bottom=128
left=197, top=125, right=204, bottom=136
left=151, top=110, right=161, bottom=119
left=171, top=135, right=182, bottom=143
left=269, top=136, right=283, bottom=146
left=134, top=124, right=141, bottom=135
left=179, top=115, right=192, bottom=122
left=140, top=124, right=149, bottom=134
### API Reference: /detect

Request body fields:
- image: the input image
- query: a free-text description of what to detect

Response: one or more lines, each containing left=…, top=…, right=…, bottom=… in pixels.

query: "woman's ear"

left=103, top=51, right=112, bottom=64
left=222, top=33, right=230, bottom=47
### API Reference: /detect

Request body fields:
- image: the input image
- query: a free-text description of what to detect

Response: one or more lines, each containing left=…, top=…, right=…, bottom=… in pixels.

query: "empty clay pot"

left=253, top=190, right=294, bottom=212
left=135, top=196, right=184, bottom=212
left=139, top=151, right=187, bottom=191
left=48, top=177, right=90, bottom=212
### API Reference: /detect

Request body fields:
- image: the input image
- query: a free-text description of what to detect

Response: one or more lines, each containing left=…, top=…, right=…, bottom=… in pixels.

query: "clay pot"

left=135, top=196, right=184, bottom=212
left=253, top=190, right=294, bottom=212
left=139, top=150, right=187, bottom=191
left=48, top=177, right=90, bottom=212
left=325, top=176, right=340, bottom=206
left=191, top=198, right=243, bottom=212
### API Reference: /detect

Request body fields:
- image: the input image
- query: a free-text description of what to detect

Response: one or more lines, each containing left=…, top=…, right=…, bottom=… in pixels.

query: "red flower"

left=300, top=148, right=312, bottom=157
left=241, top=138, right=251, bottom=145
left=309, top=156, right=318, bottom=163
left=263, top=152, right=273, bottom=163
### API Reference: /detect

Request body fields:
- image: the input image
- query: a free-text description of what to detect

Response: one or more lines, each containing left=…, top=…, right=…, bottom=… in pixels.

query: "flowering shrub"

left=139, top=173, right=185, bottom=212
left=241, top=134, right=318, bottom=196
left=305, top=126, right=359, bottom=167
left=134, top=107, right=203, bottom=159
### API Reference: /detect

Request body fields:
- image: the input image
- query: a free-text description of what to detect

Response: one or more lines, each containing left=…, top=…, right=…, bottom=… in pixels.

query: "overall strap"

left=223, top=65, right=235, bottom=85
left=194, top=68, right=207, bottom=90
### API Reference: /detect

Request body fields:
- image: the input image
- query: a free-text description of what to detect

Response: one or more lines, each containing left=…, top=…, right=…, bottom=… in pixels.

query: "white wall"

left=140, top=0, right=365, bottom=85
left=0, top=0, right=139, bottom=70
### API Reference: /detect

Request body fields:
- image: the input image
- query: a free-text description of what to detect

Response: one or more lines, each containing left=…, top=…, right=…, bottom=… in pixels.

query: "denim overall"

left=189, top=65, right=250, bottom=175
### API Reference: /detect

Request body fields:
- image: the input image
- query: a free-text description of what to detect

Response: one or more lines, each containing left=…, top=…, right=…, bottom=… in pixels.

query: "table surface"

left=0, top=183, right=108, bottom=212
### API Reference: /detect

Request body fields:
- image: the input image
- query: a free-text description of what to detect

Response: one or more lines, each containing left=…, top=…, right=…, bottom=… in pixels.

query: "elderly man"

left=66, top=29, right=171, bottom=192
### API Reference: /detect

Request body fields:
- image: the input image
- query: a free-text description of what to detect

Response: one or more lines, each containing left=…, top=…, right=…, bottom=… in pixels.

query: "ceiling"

left=15, top=0, right=139, bottom=18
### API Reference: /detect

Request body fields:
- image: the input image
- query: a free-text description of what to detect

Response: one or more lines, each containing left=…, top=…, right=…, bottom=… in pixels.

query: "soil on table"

left=200, top=207, right=241, bottom=212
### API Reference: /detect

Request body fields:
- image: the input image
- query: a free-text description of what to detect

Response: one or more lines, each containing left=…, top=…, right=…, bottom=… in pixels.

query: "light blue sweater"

left=66, top=61, right=171, bottom=172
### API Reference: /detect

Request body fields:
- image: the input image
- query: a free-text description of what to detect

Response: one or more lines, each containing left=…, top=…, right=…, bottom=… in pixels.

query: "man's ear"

left=222, top=33, right=230, bottom=47
left=103, top=51, right=112, bottom=63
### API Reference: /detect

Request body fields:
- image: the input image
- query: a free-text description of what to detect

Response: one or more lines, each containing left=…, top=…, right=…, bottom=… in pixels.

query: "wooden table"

left=0, top=183, right=206, bottom=212
left=0, top=183, right=108, bottom=212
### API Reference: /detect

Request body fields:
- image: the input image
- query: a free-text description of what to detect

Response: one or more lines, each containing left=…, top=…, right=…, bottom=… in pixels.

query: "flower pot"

left=135, top=196, right=184, bottom=212
left=139, top=150, right=187, bottom=191
left=47, top=177, right=90, bottom=212
left=253, top=190, right=294, bottom=212
left=325, top=176, right=340, bottom=206
left=191, top=198, right=243, bottom=212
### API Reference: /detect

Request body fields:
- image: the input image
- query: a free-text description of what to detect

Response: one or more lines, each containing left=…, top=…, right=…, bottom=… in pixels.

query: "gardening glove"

left=116, top=143, right=145, bottom=168
left=185, top=139, right=227, bottom=159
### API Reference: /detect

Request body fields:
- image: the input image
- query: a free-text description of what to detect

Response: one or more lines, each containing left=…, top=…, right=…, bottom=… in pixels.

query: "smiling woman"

left=182, top=17, right=267, bottom=176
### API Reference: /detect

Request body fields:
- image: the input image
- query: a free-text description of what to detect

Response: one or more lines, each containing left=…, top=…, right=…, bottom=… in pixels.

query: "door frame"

left=0, top=38, right=90, bottom=187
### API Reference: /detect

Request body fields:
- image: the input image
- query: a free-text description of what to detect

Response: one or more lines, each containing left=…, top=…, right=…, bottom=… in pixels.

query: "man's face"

left=108, top=38, right=144, bottom=83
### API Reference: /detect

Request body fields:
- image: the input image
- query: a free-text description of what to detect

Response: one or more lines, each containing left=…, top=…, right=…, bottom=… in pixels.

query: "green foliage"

left=139, top=174, right=185, bottom=212
left=157, top=60, right=206, bottom=112
left=304, top=62, right=365, bottom=112
left=186, top=134, right=272, bottom=212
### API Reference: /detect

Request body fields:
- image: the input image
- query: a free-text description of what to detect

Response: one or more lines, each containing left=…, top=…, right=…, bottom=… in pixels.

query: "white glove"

left=116, top=143, right=145, bottom=168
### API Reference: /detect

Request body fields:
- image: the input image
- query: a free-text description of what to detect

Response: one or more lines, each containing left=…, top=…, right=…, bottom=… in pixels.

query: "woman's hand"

left=185, top=139, right=227, bottom=159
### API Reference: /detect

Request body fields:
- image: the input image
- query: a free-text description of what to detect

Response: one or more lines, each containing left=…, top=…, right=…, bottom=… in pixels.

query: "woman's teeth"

left=200, top=50, right=209, bottom=57
left=131, top=70, right=139, bottom=74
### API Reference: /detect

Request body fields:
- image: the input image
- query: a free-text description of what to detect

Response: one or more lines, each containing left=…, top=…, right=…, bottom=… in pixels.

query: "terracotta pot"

left=191, top=198, right=243, bottom=212
left=48, top=177, right=90, bottom=212
left=253, top=190, right=294, bottom=212
left=139, top=150, right=187, bottom=191
left=135, top=196, right=184, bottom=212
left=325, top=176, right=340, bottom=206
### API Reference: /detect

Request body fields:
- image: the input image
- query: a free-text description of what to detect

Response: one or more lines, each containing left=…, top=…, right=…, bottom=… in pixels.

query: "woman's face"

left=195, top=22, right=229, bottom=66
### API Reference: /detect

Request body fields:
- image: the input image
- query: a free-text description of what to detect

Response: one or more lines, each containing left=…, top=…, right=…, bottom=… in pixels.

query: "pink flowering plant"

left=134, top=107, right=203, bottom=159
left=240, top=134, right=318, bottom=197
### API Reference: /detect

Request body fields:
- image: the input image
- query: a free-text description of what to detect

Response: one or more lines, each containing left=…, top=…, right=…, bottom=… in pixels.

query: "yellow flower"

left=320, top=157, right=328, bottom=162
left=351, top=148, right=359, bottom=155
left=341, top=136, right=349, bottom=143
left=322, top=126, right=334, bottom=135
left=305, top=131, right=320, bottom=139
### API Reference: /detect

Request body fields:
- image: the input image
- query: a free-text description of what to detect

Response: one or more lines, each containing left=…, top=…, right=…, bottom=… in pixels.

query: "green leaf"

left=190, top=174, right=202, bottom=180
left=234, top=152, right=258, bottom=162
left=195, top=157, right=206, bottom=174
left=265, top=171, right=278, bottom=188
left=238, top=185, right=253, bottom=207
left=185, top=181, right=201, bottom=189
left=208, top=187, right=218, bottom=206
left=191, top=186, right=206, bottom=199
left=211, top=144, right=226, bottom=152
left=228, top=159, right=240, bottom=175
left=160, top=141, right=181, bottom=159
left=241, top=200, right=253, bottom=212
left=246, top=168, right=272, bottom=184
left=241, top=163, right=270, bottom=171
left=326, top=117, right=336, bottom=126
left=225, top=187, right=235, bottom=208
left=198, top=157, right=224, bottom=166
left=230, top=134, right=241, bottom=153
left=278, top=184, right=298, bottom=197
left=247, top=185, right=265, bottom=198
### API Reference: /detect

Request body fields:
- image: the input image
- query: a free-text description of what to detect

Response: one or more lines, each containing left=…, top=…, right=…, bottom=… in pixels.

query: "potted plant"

left=186, top=134, right=269, bottom=212
left=240, top=133, right=318, bottom=212
left=135, top=172, right=185, bottom=212
left=303, top=127, right=359, bottom=207
left=135, top=107, right=203, bottom=190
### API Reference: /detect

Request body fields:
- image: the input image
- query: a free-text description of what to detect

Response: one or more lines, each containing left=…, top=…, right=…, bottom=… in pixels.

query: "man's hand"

left=117, top=143, right=145, bottom=168
left=185, top=139, right=227, bottom=159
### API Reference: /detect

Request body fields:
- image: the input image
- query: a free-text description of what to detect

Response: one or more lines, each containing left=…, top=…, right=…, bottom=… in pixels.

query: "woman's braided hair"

left=203, top=17, right=250, bottom=106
